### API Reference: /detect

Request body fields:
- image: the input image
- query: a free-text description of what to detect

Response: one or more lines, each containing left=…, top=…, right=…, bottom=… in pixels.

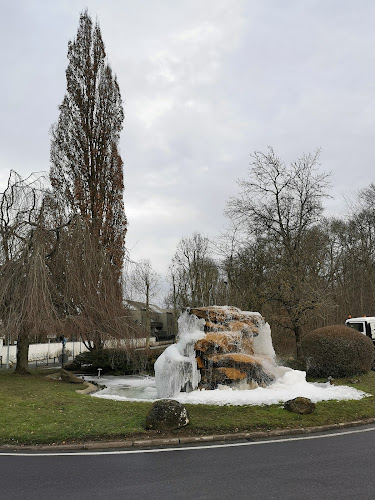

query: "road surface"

left=2, top=425, right=375, bottom=499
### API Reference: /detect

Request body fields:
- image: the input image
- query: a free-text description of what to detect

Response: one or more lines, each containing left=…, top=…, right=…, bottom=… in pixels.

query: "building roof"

left=124, top=299, right=173, bottom=314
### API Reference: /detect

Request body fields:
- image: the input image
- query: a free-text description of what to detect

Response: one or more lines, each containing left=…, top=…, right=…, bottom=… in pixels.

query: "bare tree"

left=226, top=147, right=331, bottom=358
left=0, top=172, right=61, bottom=374
left=168, top=232, right=221, bottom=310
left=55, top=217, right=135, bottom=351
left=326, top=184, right=375, bottom=319
left=129, top=259, right=160, bottom=348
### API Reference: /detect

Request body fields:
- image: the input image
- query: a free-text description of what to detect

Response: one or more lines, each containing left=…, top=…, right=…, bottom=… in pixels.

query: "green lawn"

left=1, top=370, right=375, bottom=445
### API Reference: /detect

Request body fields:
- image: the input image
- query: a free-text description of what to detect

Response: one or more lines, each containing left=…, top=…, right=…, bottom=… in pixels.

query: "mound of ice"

left=154, top=312, right=205, bottom=398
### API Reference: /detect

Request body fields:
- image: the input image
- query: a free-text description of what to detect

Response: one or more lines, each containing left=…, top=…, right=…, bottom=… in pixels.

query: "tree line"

left=1, top=11, right=373, bottom=371
left=165, top=148, right=375, bottom=359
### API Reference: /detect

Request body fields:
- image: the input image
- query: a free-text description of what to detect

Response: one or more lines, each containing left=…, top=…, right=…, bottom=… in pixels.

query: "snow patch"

left=88, top=371, right=369, bottom=406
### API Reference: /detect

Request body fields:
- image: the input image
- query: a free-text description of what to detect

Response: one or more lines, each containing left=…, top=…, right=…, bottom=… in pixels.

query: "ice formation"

left=154, top=312, right=205, bottom=398
left=155, top=306, right=284, bottom=398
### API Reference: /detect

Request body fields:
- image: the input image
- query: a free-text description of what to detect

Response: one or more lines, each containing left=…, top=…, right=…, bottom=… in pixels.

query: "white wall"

left=0, top=341, right=88, bottom=364
left=0, top=336, right=167, bottom=366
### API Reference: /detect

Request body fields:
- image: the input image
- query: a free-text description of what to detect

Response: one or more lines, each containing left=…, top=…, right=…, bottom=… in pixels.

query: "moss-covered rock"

left=284, top=397, right=315, bottom=414
left=145, top=399, right=189, bottom=430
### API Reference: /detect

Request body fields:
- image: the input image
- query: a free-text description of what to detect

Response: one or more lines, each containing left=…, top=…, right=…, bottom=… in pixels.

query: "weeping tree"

left=50, top=11, right=127, bottom=349
left=59, top=217, right=136, bottom=351
left=0, top=172, right=61, bottom=374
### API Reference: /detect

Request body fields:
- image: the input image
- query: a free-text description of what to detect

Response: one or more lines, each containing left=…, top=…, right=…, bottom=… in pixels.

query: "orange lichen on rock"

left=195, top=332, right=240, bottom=354
left=196, top=356, right=205, bottom=369
left=217, top=367, right=247, bottom=381
left=228, top=320, right=257, bottom=335
left=204, top=321, right=227, bottom=332
left=239, top=337, right=255, bottom=355
left=215, top=353, right=261, bottom=365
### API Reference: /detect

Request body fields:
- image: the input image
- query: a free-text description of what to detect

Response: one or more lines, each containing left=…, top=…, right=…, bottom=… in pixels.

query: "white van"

left=345, top=316, right=375, bottom=342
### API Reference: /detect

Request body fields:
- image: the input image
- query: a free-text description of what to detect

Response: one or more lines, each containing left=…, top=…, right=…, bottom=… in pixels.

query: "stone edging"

left=2, top=417, right=375, bottom=452
left=75, top=382, right=99, bottom=395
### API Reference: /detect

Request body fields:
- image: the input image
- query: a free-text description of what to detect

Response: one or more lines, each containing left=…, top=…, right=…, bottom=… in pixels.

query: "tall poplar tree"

left=50, top=11, right=127, bottom=349
left=50, top=10, right=126, bottom=283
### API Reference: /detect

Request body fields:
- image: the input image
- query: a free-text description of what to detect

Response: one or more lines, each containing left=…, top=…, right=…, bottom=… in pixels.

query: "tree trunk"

left=294, top=324, right=303, bottom=360
left=146, top=284, right=150, bottom=349
left=15, top=332, right=30, bottom=375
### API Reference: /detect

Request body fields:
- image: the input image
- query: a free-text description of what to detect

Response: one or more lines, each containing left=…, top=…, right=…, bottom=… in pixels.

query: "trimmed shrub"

left=71, top=347, right=164, bottom=375
left=301, top=325, right=374, bottom=378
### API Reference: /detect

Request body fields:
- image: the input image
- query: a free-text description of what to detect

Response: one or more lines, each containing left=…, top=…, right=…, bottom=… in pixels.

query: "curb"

left=2, top=417, right=375, bottom=452
left=75, top=382, right=98, bottom=395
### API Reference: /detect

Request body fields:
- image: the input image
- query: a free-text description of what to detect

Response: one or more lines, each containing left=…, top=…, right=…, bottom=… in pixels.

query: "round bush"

left=301, top=325, right=374, bottom=378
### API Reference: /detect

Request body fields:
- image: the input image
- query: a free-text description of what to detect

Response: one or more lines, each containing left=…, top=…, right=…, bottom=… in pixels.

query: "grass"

left=1, top=369, right=375, bottom=445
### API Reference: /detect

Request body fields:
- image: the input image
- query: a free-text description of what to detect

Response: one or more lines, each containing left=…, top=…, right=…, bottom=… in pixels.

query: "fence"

left=0, top=341, right=88, bottom=367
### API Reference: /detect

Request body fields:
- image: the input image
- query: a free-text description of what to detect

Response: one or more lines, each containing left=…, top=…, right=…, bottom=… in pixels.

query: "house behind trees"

left=125, top=300, right=176, bottom=342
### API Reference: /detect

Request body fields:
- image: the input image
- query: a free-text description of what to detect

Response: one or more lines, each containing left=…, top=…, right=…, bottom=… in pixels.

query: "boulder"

left=190, top=306, right=274, bottom=389
left=60, top=369, right=84, bottom=384
left=284, top=397, right=316, bottom=414
left=195, top=332, right=241, bottom=355
left=145, top=399, right=189, bottom=430
left=190, top=306, right=262, bottom=328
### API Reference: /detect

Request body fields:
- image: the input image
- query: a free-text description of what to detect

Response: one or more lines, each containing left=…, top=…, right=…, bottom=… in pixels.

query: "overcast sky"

left=1, top=1, right=375, bottom=286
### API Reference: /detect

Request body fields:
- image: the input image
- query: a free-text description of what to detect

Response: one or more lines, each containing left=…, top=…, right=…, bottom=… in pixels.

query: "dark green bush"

left=301, top=325, right=374, bottom=378
left=72, top=347, right=164, bottom=375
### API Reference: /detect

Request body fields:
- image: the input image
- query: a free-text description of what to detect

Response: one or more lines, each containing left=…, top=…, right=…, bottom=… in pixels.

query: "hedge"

left=301, top=325, right=374, bottom=378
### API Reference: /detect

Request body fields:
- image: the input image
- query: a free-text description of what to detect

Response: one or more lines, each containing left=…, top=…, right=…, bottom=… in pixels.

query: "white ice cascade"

left=154, top=311, right=205, bottom=398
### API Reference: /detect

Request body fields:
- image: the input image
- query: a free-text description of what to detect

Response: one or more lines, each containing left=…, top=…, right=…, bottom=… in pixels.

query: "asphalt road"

left=2, top=426, right=375, bottom=499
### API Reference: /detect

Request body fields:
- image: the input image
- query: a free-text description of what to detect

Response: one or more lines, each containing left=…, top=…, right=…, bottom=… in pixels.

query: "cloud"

left=2, top=0, right=375, bottom=288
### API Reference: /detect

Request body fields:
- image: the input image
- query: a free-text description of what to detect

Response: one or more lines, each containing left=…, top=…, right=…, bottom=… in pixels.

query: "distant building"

left=125, top=300, right=176, bottom=341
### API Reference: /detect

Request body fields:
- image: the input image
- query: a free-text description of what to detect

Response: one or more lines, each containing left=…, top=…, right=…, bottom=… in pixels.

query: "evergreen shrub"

left=71, top=347, right=164, bottom=375
left=301, top=325, right=374, bottom=377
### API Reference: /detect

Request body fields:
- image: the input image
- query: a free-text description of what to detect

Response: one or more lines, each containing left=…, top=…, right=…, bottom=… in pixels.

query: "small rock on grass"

left=60, top=369, right=84, bottom=384
left=145, top=399, right=189, bottom=430
left=284, top=397, right=315, bottom=414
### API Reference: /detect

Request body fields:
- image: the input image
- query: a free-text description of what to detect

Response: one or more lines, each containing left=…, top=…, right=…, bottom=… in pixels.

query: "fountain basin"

left=87, top=371, right=369, bottom=406
left=84, top=306, right=369, bottom=406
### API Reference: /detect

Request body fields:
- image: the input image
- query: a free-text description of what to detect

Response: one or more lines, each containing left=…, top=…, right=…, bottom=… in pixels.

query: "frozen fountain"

left=155, top=306, right=288, bottom=398
left=88, top=306, right=369, bottom=406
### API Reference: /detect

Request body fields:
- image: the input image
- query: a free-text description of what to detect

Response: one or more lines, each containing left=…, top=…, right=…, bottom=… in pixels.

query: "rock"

left=145, top=399, right=189, bottom=430
left=198, top=352, right=274, bottom=388
left=60, top=369, right=84, bottom=384
left=349, top=378, right=360, bottom=384
left=217, top=366, right=247, bottom=381
left=190, top=306, right=262, bottom=328
left=195, top=332, right=241, bottom=355
left=284, top=397, right=316, bottom=414
left=191, top=306, right=274, bottom=389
